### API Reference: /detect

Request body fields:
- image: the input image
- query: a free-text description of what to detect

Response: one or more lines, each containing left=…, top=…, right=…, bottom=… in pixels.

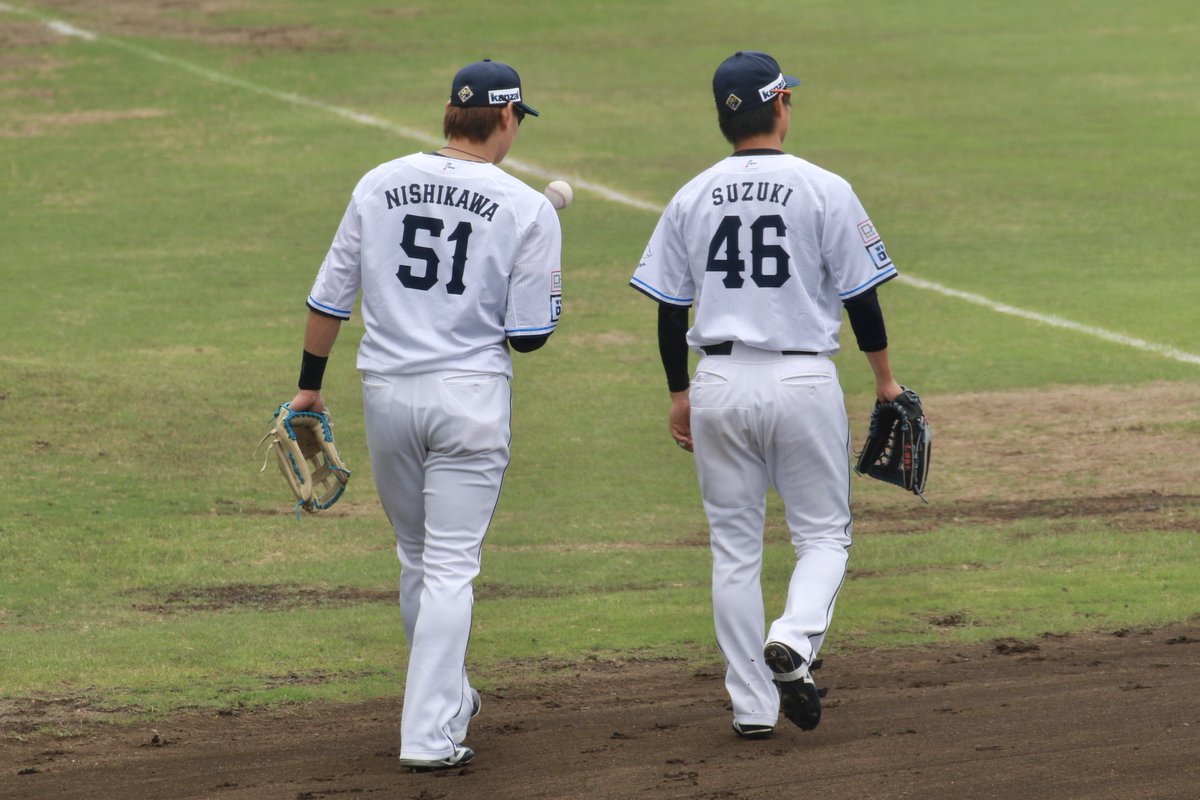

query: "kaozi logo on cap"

left=725, top=94, right=743, bottom=111
left=488, top=87, right=522, bottom=105
left=757, top=73, right=788, bottom=103
left=457, top=86, right=474, bottom=103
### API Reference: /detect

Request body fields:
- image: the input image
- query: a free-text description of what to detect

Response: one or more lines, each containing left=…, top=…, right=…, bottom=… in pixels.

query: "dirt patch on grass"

left=855, top=490, right=1200, bottom=534
left=0, top=20, right=70, bottom=51
left=208, top=497, right=385, bottom=519
left=847, top=380, right=1200, bottom=521
left=130, top=583, right=395, bottom=614
left=23, top=0, right=342, bottom=50
left=0, top=108, right=167, bottom=138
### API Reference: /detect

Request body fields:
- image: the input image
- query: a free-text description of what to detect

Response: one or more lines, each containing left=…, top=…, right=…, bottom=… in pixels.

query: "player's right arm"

left=289, top=309, right=343, bottom=413
left=291, top=194, right=362, bottom=413
left=630, top=201, right=695, bottom=450
left=659, top=302, right=693, bottom=451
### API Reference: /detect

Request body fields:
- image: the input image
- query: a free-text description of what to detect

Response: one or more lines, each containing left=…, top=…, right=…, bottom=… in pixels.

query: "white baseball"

left=544, top=180, right=573, bottom=210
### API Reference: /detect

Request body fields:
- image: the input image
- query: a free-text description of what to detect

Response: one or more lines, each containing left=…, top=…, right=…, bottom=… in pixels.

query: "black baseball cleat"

left=764, top=641, right=822, bottom=731
left=732, top=721, right=775, bottom=740
left=400, top=745, right=475, bottom=772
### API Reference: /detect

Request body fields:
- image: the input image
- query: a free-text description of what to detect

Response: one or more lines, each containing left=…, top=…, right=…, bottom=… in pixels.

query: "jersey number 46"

left=706, top=214, right=791, bottom=289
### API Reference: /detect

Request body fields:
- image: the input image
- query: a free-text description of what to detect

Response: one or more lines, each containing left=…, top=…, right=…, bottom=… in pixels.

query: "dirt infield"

left=6, top=626, right=1200, bottom=799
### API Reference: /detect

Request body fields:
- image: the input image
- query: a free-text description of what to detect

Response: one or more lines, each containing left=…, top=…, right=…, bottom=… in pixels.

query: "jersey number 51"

left=395, top=214, right=473, bottom=295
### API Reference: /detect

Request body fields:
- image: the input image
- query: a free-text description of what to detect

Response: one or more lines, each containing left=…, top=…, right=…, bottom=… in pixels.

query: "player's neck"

left=440, top=138, right=497, bottom=164
left=732, top=131, right=785, bottom=154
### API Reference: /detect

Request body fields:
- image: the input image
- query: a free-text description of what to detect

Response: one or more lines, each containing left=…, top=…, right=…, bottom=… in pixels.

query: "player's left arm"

left=843, top=289, right=902, bottom=403
left=505, top=200, right=562, bottom=352
left=822, top=178, right=903, bottom=402
left=821, top=177, right=897, bottom=301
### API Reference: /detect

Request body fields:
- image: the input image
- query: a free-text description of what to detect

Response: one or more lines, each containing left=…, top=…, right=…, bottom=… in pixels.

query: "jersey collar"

left=731, top=148, right=785, bottom=157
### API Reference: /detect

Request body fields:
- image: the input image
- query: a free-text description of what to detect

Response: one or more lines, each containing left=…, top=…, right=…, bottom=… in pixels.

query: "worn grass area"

left=1, top=0, right=1198, bottom=722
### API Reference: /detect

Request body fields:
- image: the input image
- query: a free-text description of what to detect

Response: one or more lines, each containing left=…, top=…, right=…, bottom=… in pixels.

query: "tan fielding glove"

left=259, top=404, right=350, bottom=514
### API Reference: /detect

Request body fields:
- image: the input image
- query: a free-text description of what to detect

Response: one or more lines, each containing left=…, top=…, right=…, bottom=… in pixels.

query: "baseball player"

left=287, top=59, right=562, bottom=770
left=630, top=51, right=906, bottom=739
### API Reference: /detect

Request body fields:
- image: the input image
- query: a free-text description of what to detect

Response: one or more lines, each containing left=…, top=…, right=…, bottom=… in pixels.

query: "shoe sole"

left=400, top=747, right=475, bottom=772
left=732, top=722, right=774, bottom=740
left=764, top=643, right=822, bottom=732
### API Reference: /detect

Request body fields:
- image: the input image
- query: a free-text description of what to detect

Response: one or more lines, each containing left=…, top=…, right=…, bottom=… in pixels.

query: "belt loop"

left=701, top=342, right=733, bottom=356
left=701, top=341, right=817, bottom=357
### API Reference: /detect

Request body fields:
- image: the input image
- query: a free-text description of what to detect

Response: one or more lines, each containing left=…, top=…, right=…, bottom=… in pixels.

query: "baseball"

left=544, top=180, right=573, bottom=210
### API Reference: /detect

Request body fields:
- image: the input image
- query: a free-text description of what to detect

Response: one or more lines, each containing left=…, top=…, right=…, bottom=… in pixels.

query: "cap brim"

left=783, top=73, right=801, bottom=89
left=516, top=101, right=539, bottom=117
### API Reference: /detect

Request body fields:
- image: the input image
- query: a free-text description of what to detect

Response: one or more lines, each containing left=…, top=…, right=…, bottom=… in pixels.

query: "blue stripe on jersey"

left=506, top=323, right=556, bottom=335
left=838, top=267, right=897, bottom=299
left=629, top=276, right=693, bottom=305
left=307, top=296, right=353, bottom=318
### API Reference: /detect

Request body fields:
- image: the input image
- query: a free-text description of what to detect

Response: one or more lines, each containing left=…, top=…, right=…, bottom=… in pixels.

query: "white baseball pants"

left=361, top=370, right=511, bottom=761
left=689, top=344, right=852, bottom=727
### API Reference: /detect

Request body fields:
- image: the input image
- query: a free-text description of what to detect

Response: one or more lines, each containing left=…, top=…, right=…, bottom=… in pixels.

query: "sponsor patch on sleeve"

left=550, top=269, right=562, bottom=321
left=858, top=219, right=880, bottom=244
left=866, top=240, right=892, bottom=270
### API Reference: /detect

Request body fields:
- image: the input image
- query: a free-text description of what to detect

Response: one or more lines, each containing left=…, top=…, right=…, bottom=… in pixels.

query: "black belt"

left=701, top=341, right=817, bottom=356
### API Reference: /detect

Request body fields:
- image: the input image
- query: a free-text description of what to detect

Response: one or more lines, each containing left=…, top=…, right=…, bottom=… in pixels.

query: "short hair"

left=443, top=106, right=505, bottom=143
left=717, top=94, right=790, bottom=145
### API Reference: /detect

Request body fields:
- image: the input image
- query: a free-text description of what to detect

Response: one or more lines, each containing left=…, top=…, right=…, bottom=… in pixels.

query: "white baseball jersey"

left=308, top=152, right=562, bottom=376
left=630, top=153, right=895, bottom=353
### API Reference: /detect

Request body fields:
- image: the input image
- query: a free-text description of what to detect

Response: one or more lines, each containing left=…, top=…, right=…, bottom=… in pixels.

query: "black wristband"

left=298, top=350, right=328, bottom=391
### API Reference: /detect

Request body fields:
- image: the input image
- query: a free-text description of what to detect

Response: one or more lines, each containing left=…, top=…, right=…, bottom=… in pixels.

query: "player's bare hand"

left=288, top=389, right=325, bottom=413
left=669, top=390, right=693, bottom=452
left=876, top=380, right=904, bottom=404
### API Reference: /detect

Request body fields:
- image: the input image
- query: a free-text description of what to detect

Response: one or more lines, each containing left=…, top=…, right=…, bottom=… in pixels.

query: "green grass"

left=1, top=0, right=1199, bottom=723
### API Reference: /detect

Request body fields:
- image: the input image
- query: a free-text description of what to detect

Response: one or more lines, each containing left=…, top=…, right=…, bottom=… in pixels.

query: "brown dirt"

left=4, top=627, right=1200, bottom=800
left=847, top=381, right=1200, bottom=514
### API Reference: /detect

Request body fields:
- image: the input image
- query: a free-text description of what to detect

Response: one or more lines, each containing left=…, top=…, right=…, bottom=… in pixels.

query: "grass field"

left=2, top=0, right=1198, bottom=726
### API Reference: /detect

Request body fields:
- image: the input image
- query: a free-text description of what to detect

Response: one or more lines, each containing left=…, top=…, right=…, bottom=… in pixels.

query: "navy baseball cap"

left=450, top=59, right=540, bottom=118
left=713, top=51, right=800, bottom=115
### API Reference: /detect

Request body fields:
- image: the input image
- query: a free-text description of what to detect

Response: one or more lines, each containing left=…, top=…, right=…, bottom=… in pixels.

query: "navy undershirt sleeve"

left=508, top=334, right=550, bottom=353
left=657, top=302, right=691, bottom=393
left=843, top=287, right=888, bottom=352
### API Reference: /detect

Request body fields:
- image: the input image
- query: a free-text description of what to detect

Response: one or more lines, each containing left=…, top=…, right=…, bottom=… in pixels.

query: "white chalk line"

left=903, top=276, right=1200, bottom=366
left=6, top=3, right=1197, bottom=367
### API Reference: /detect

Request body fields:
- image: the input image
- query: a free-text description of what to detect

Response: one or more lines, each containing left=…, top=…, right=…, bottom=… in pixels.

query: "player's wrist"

left=298, top=350, right=328, bottom=390
left=876, top=380, right=902, bottom=403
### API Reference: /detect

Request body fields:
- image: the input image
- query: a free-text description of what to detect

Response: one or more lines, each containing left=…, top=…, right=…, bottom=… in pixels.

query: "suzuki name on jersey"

left=384, top=183, right=499, bottom=222
left=711, top=181, right=795, bottom=207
